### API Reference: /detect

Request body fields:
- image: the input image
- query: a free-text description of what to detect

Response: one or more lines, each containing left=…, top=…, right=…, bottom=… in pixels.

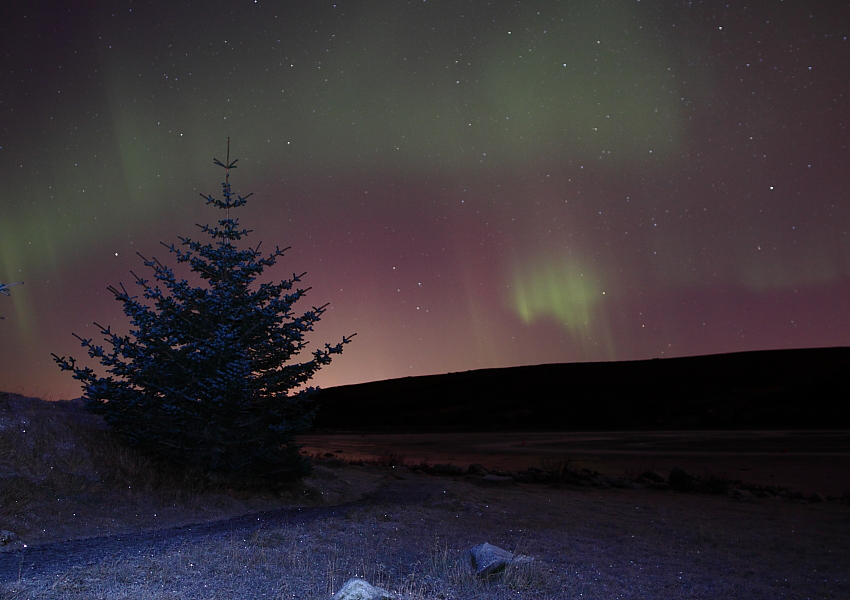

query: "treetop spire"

left=205, top=137, right=250, bottom=222
left=213, top=136, right=238, bottom=181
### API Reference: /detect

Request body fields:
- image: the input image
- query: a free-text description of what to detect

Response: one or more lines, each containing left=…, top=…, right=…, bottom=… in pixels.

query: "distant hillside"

left=312, top=347, right=850, bottom=432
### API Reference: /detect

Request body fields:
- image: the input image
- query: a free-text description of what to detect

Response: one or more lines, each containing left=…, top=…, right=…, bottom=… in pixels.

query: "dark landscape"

left=2, top=348, right=849, bottom=598
left=312, top=347, right=850, bottom=431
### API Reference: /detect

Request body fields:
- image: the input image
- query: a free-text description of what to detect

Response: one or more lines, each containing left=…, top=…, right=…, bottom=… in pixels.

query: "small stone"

left=469, top=542, right=515, bottom=576
left=638, top=470, right=667, bottom=484
left=332, top=577, right=396, bottom=600
left=728, top=488, right=752, bottom=500
left=469, top=542, right=533, bottom=577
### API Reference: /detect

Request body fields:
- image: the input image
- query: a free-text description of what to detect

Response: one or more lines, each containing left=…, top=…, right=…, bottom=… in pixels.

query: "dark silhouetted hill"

left=312, top=347, right=850, bottom=432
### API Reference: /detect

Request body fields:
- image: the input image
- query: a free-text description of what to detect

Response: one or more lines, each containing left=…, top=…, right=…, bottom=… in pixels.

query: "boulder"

left=467, top=463, right=489, bottom=476
left=469, top=542, right=532, bottom=577
left=332, top=578, right=396, bottom=600
left=668, top=467, right=700, bottom=491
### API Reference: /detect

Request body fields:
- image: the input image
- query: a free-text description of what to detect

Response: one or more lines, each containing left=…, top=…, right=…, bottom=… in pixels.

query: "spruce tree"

left=53, top=141, right=353, bottom=484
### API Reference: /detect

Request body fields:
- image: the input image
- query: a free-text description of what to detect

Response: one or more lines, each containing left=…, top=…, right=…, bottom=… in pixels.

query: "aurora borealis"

left=2, top=1, right=849, bottom=400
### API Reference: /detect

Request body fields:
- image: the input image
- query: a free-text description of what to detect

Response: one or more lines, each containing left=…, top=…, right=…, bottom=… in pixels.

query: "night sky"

left=2, top=1, right=849, bottom=400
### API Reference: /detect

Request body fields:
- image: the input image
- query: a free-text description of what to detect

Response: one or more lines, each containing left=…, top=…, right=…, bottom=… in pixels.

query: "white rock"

left=332, top=577, right=396, bottom=600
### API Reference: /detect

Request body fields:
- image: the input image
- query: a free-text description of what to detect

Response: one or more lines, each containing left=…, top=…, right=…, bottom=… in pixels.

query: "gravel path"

left=0, top=470, right=434, bottom=585
left=0, top=504, right=352, bottom=584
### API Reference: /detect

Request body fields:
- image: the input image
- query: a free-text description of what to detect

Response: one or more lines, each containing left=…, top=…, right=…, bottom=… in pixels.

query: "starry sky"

left=2, top=1, right=849, bottom=400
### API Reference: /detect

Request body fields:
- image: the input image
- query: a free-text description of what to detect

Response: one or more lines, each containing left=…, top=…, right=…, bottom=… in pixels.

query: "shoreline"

left=299, top=429, right=850, bottom=497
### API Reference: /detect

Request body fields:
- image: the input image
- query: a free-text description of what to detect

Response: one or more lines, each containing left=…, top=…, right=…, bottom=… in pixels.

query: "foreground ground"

left=1, top=393, right=848, bottom=599
left=3, top=459, right=849, bottom=599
